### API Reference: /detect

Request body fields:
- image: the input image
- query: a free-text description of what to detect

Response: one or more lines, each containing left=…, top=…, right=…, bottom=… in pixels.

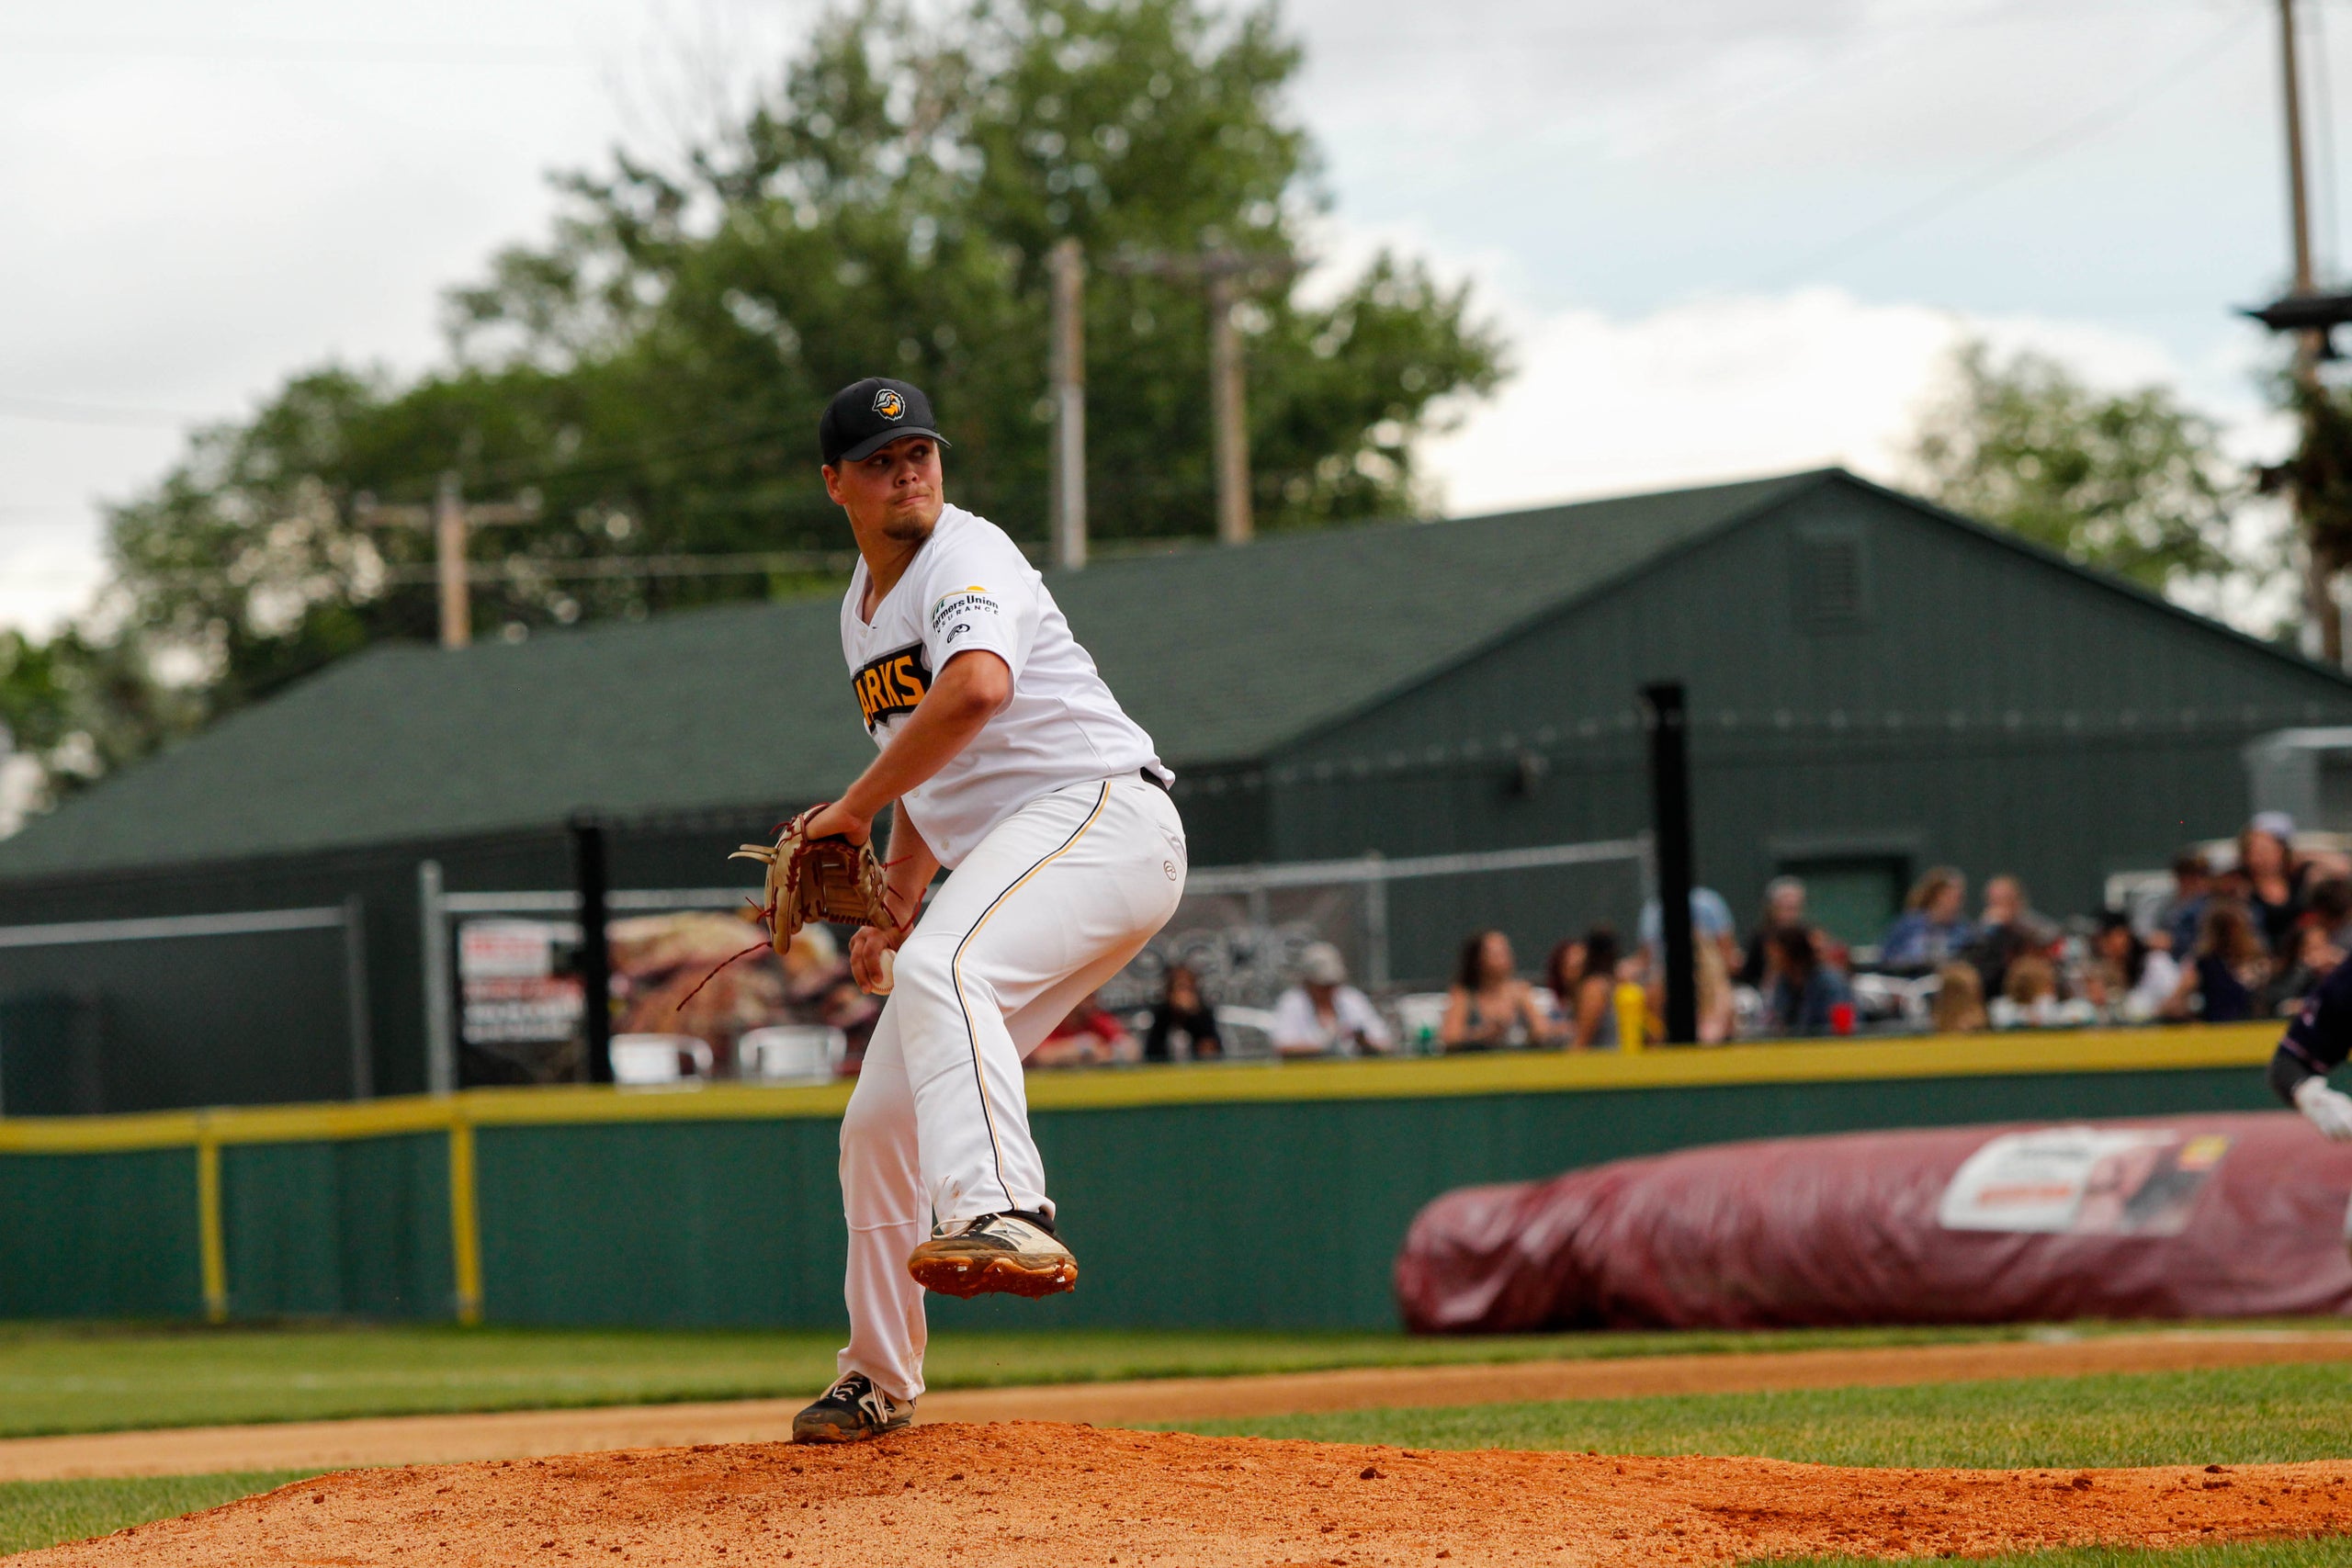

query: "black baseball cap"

left=819, top=377, right=951, bottom=466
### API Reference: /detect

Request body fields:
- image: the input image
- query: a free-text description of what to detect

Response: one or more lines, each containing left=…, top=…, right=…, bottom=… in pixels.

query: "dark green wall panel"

left=475, top=1120, right=844, bottom=1327
left=221, top=1135, right=451, bottom=1320
left=0, top=1149, right=199, bottom=1318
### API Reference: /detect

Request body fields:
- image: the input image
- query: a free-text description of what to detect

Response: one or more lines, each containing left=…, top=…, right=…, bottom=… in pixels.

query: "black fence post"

left=1641, top=682, right=1698, bottom=1045
left=571, top=815, right=613, bottom=1084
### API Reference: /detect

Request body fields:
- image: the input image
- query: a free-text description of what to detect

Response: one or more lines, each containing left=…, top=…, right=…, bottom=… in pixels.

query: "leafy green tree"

left=1907, top=339, right=2240, bottom=596
left=2265, top=378, right=2352, bottom=664
left=88, top=0, right=1502, bottom=790
left=0, top=628, right=203, bottom=811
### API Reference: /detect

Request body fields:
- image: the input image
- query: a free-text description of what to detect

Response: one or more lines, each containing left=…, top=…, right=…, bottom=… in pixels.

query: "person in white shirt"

left=1271, top=942, right=1393, bottom=1057
left=788, top=378, right=1186, bottom=1444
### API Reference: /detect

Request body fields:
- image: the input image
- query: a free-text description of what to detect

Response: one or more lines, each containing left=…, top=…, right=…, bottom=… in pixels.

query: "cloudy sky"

left=0, top=0, right=2330, bottom=632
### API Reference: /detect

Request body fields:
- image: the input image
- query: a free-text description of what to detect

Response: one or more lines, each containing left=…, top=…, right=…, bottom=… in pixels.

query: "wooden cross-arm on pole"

left=1102, top=245, right=1298, bottom=546
left=355, top=470, right=542, bottom=649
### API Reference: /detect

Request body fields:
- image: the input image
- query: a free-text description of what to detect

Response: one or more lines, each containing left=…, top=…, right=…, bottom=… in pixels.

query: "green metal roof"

left=0, top=469, right=1843, bottom=877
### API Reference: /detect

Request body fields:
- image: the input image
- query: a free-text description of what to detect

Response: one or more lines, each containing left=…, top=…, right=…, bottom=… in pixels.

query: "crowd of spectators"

left=1865, top=813, right=2352, bottom=1034
left=1017, top=810, right=2352, bottom=1066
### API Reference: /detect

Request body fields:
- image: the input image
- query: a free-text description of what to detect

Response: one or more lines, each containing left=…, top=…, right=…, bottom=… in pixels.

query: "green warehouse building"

left=0, top=467, right=2345, bottom=1114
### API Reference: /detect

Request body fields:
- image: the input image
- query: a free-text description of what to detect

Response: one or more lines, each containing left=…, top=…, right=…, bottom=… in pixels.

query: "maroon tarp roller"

left=1396, top=1112, right=2352, bottom=1333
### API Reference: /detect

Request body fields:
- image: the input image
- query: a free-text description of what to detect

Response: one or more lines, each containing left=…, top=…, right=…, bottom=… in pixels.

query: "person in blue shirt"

left=2154, top=848, right=2213, bottom=958
left=1638, top=886, right=1738, bottom=981
left=1879, top=866, right=1973, bottom=969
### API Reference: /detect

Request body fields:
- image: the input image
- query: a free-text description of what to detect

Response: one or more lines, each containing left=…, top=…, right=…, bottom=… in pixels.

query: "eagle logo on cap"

left=873, top=388, right=907, bottom=421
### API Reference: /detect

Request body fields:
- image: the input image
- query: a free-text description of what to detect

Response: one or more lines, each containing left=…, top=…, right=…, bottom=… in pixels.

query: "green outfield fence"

left=0, top=1025, right=2286, bottom=1330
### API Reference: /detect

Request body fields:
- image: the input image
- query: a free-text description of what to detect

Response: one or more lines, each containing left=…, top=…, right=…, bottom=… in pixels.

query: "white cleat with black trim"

left=791, top=1371, right=914, bottom=1443
left=905, top=1210, right=1079, bottom=1299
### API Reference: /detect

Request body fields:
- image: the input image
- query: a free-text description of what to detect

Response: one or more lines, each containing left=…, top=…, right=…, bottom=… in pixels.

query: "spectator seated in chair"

left=1736, top=876, right=1810, bottom=988
left=1143, top=963, right=1222, bottom=1062
left=1765, top=925, right=1849, bottom=1038
left=2266, top=915, right=2347, bottom=1017
left=1648, top=922, right=1736, bottom=1043
left=1878, top=866, right=1973, bottom=970
left=1930, top=960, right=1988, bottom=1032
left=2239, top=812, right=2312, bottom=960
left=1990, top=952, right=2065, bottom=1029
left=1440, top=929, right=1556, bottom=1052
left=1963, top=874, right=2058, bottom=998
left=1638, top=887, right=1741, bottom=996
left=2164, top=899, right=2267, bottom=1025
left=2080, top=909, right=2178, bottom=1024
left=1568, top=925, right=1630, bottom=1051
left=1540, top=938, right=1586, bottom=1039
left=2152, top=847, right=2212, bottom=956
left=1029, top=991, right=1138, bottom=1068
left=2312, top=876, right=2352, bottom=954
left=1271, top=942, right=1392, bottom=1058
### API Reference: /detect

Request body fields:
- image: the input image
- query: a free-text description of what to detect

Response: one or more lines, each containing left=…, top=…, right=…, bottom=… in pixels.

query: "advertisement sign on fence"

left=458, top=919, right=584, bottom=1045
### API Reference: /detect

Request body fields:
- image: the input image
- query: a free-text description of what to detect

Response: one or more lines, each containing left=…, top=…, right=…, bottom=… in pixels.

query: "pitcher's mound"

left=15, top=1421, right=2351, bottom=1566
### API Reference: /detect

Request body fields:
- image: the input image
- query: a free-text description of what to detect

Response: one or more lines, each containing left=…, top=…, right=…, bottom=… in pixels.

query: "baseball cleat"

left=906, top=1210, right=1079, bottom=1298
left=791, top=1371, right=914, bottom=1443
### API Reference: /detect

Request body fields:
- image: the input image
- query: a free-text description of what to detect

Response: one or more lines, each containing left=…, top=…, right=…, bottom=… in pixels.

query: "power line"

left=0, top=393, right=204, bottom=430
left=96, top=550, right=854, bottom=594
left=1611, top=0, right=2154, bottom=164
left=0, top=36, right=590, bottom=68
left=1306, top=0, right=2182, bottom=58
left=1759, top=10, right=2262, bottom=288
left=352, top=417, right=815, bottom=505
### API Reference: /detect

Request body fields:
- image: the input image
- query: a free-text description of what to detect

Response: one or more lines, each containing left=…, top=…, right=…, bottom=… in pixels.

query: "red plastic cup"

left=1829, top=1000, right=1855, bottom=1036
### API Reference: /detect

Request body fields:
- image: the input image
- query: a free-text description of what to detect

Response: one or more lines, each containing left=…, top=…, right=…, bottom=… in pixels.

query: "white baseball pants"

left=835, top=773, right=1186, bottom=1401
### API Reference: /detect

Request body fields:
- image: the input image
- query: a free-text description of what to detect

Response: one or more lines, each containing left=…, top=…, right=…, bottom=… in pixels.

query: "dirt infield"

left=4, top=1328, right=2349, bottom=1483
left=14, top=1422, right=2352, bottom=1566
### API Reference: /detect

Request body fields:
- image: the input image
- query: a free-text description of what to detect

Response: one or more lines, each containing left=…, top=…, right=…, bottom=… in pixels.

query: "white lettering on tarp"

left=1937, top=1126, right=2232, bottom=1236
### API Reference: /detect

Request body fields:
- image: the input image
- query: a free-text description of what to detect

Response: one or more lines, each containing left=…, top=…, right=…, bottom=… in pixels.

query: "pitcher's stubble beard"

left=883, top=508, right=937, bottom=546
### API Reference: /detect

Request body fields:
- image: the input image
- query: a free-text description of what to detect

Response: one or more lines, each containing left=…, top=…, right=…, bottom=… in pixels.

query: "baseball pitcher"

left=779, top=377, right=1186, bottom=1442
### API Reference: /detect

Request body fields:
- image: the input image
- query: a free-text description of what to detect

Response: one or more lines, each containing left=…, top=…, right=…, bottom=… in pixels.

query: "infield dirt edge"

left=5, top=1328, right=2350, bottom=1483
left=12, top=1422, right=2352, bottom=1567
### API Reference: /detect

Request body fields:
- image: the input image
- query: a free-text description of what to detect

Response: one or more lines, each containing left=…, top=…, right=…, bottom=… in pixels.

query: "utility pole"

left=2278, top=0, right=2336, bottom=661
left=357, top=472, right=541, bottom=649
left=1105, top=246, right=1295, bottom=546
left=1047, top=239, right=1089, bottom=570
left=1204, top=268, right=1251, bottom=547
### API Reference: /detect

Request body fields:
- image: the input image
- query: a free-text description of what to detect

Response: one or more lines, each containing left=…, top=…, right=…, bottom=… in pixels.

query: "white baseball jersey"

left=838, top=504, right=1166, bottom=866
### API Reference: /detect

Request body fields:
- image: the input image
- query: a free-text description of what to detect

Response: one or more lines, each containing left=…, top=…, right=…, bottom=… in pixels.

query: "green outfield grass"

left=0, top=1317, right=2243, bottom=1438
left=0, top=1471, right=318, bottom=1557
left=1761, top=1547, right=2351, bottom=1567
left=1181, top=1361, right=2352, bottom=1468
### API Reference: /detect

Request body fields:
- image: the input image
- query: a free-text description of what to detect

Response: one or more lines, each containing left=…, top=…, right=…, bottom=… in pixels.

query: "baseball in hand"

left=868, top=946, right=895, bottom=996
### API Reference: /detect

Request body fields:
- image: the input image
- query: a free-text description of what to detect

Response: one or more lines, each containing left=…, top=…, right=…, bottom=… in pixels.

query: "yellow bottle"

left=1613, top=979, right=1646, bottom=1054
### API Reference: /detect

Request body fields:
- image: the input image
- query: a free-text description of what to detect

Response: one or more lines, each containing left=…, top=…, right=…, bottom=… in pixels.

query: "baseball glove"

left=731, top=807, right=894, bottom=955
